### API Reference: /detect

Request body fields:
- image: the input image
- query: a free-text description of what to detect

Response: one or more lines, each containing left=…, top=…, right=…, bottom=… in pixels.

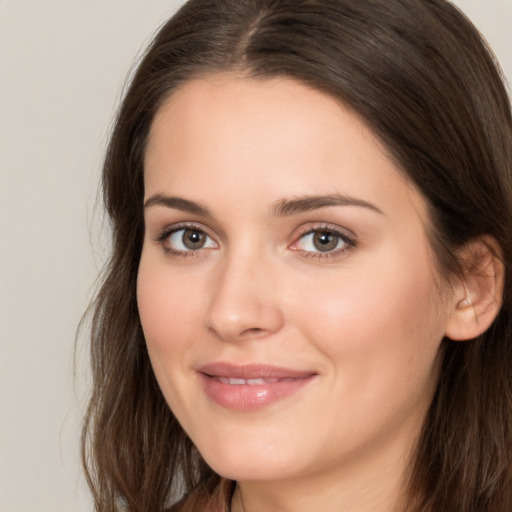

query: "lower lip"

left=198, top=373, right=315, bottom=411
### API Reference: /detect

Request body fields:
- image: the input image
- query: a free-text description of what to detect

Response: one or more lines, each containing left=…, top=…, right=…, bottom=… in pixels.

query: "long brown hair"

left=82, top=1, right=512, bottom=510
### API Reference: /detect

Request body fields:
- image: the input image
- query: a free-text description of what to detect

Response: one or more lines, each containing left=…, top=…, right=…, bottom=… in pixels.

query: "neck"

left=230, top=434, right=415, bottom=512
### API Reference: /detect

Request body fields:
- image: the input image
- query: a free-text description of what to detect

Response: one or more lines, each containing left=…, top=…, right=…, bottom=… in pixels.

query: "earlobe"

left=445, top=236, right=504, bottom=341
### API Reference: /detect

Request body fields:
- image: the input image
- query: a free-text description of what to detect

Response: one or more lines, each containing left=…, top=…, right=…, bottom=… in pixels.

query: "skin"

left=138, top=74, right=456, bottom=512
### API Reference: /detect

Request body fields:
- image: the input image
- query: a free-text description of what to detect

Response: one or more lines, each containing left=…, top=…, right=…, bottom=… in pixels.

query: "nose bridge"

left=204, top=242, right=284, bottom=341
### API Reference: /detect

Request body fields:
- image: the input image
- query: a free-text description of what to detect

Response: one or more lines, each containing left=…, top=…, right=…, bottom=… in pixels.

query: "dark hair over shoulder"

left=82, top=1, right=512, bottom=511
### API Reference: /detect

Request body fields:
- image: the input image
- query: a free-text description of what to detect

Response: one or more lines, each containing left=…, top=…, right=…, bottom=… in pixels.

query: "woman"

left=82, top=1, right=512, bottom=511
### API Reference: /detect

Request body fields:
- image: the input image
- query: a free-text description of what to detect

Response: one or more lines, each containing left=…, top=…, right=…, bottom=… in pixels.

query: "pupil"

left=313, top=231, right=337, bottom=252
left=183, top=229, right=205, bottom=249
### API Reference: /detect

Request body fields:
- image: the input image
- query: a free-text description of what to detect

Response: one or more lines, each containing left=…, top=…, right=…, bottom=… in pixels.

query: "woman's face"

left=138, top=75, right=452, bottom=484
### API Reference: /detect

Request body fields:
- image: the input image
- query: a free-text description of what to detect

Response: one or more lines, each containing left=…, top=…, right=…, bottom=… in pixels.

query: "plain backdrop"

left=0, top=1, right=510, bottom=511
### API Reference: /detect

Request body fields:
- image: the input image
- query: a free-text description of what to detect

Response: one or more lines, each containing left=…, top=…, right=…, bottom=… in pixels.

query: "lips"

left=196, top=363, right=317, bottom=411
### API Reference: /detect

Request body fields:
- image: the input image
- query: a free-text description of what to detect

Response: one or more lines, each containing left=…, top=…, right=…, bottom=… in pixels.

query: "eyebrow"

left=143, top=193, right=383, bottom=217
left=271, top=194, right=384, bottom=217
left=144, top=194, right=211, bottom=216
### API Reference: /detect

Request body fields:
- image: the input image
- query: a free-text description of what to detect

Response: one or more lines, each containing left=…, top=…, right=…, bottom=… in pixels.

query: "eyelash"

left=290, top=224, right=356, bottom=260
left=155, top=223, right=217, bottom=258
left=155, top=223, right=356, bottom=260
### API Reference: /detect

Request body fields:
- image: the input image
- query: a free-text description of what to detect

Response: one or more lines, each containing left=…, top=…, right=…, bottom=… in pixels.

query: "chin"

left=206, top=457, right=295, bottom=483
left=196, top=434, right=313, bottom=483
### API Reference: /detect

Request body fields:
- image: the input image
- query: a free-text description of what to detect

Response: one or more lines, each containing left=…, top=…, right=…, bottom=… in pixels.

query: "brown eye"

left=163, top=227, right=217, bottom=253
left=292, top=227, right=354, bottom=256
left=182, top=229, right=206, bottom=249
left=312, top=231, right=339, bottom=252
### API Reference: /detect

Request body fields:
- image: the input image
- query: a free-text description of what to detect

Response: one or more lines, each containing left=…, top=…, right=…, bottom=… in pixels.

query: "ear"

left=445, top=236, right=504, bottom=341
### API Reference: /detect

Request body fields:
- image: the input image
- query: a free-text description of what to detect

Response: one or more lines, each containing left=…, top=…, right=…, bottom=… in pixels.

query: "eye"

left=291, top=227, right=355, bottom=256
left=161, top=227, right=217, bottom=253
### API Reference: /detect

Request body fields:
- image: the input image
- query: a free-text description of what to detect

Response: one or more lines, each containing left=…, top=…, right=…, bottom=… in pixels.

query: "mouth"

left=213, top=376, right=288, bottom=385
left=196, top=362, right=317, bottom=411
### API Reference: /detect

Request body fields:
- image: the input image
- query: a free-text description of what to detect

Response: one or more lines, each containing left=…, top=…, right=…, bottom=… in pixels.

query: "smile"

left=215, top=377, right=281, bottom=385
left=197, top=363, right=317, bottom=411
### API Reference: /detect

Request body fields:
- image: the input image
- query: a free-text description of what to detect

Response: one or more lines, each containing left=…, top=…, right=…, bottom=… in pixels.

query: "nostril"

left=208, top=324, right=267, bottom=340
left=241, top=327, right=266, bottom=337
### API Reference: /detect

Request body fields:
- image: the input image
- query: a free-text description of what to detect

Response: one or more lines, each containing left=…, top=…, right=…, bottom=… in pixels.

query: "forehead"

left=147, top=74, right=383, bottom=156
left=144, top=74, right=424, bottom=221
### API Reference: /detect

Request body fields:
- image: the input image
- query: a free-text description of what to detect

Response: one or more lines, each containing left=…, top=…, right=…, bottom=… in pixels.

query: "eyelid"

left=289, top=223, right=357, bottom=258
left=151, top=220, right=356, bottom=259
left=292, top=222, right=356, bottom=240
left=155, top=221, right=219, bottom=255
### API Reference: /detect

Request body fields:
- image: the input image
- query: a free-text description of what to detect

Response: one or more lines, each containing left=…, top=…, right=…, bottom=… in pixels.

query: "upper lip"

left=197, top=362, right=316, bottom=380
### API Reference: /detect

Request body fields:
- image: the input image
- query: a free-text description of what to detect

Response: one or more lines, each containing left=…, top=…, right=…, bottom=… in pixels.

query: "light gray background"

left=0, top=1, right=510, bottom=511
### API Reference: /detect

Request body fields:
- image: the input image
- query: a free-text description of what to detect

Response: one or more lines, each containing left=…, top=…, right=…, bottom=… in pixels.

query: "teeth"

left=213, top=376, right=288, bottom=385
left=229, top=378, right=246, bottom=385
left=247, top=378, right=265, bottom=385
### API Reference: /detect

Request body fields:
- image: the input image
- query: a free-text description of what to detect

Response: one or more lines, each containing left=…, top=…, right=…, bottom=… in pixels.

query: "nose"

left=204, top=251, right=285, bottom=342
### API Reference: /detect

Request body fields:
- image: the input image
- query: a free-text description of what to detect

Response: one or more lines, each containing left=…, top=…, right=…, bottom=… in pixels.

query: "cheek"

left=288, top=255, right=446, bottom=453
left=291, top=247, right=446, bottom=387
left=137, top=253, right=200, bottom=339
left=136, top=256, right=200, bottom=378
left=136, top=256, right=207, bottom=425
